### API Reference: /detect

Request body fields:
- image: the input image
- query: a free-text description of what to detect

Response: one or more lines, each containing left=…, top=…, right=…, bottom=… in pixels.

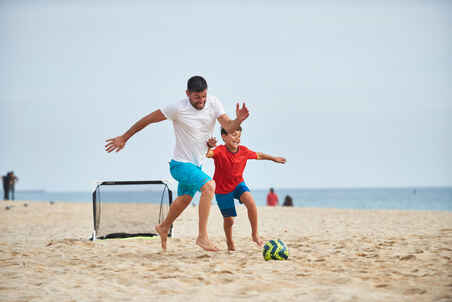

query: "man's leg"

left=240, top=192, right=263, bottom=246
left=195, top=180, right=219, bottom=251
left=155, top=194, right=192, bottom=250
left=223, top=217, right=235, bottom=251
left=2, top=179, right=6, bottom=200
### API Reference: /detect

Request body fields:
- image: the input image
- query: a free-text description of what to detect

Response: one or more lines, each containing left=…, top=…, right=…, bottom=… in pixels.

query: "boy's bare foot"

left=252, top=234, right=264, bottom=247
left=155, top=224, right=169, bottom=251
left=226, top=240, right=236, bottom=251
left=196, top=237, right=219, bottom=252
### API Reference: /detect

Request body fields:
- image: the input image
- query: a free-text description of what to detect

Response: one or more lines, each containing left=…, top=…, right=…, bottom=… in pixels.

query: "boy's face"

left=186, top=89, right=207, bottom=110
left=222, top=130, right=241, bottom=150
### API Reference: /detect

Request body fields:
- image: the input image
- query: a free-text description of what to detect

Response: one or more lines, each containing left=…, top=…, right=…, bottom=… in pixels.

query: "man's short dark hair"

left=221, top=126, right=242, bottom=136
left=187, top=76, right=208, bottom=92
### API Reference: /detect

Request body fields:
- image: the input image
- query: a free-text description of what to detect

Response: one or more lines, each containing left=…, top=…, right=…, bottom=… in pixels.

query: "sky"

left=1, top=0, right=451, bottom=191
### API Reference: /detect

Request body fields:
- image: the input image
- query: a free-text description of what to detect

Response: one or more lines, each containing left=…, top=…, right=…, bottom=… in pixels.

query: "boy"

left=206, top=127, right=286, bottom=251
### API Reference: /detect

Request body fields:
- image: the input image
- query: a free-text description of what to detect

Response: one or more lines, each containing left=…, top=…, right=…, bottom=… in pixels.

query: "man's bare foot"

left=155, top=224, right=169, bottom=251
left=196, top=237, right=219, bottom=252
left=252, top=234, right=264, bottom=247
left=226, top=240, right=236, bottom=251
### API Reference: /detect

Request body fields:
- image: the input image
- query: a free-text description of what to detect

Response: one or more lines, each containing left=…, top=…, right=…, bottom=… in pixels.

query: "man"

left=266, top=188, right=279, bottom=206
left=8, top=172, right=18, bottom=201
left=105, top=76, right=249, bottom=252
left=2, top=172, right=10, bottom=200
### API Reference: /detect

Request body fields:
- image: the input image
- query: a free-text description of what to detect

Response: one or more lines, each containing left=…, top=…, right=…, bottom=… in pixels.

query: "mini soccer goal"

left=90, top=180, right=174, bottom=240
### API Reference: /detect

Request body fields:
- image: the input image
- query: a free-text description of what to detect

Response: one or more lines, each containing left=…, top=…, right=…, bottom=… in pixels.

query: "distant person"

left=105, top=75, right=249, bottom=252
left=8, top=172, right=18, bottom=201
left=283, top=195, right=293, bottom=207
left=2, top=173, right=10, bottom=200
left=266, top=188, right=279, bottom=206
left=206, top=127, right=286, bottom=250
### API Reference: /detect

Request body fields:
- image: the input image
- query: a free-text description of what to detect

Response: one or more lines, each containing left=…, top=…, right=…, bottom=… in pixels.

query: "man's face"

left=186, top=89, right=207, bottom=110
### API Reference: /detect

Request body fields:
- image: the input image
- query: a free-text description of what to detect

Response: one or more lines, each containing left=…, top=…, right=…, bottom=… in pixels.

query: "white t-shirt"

left=161, top=95, right=225, bottom=166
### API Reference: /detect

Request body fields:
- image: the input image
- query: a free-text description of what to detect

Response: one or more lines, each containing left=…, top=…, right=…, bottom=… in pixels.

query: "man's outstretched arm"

left=105, top=109, right=167, bottom=153
left=217, top=103, right=249, bottom=134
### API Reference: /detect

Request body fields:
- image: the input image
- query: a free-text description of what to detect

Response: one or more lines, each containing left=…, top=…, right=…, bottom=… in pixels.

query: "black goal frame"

left=91, top=180, right=173, bottom=240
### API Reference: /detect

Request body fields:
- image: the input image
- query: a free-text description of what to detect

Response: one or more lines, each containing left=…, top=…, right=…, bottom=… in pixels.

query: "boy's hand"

left=273, top=157, right=287, bottom=164
left=207, top=137, right=217, bottom=148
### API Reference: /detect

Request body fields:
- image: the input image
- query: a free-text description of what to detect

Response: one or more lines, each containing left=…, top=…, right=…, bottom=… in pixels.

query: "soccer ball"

left=263, top=239, right=289, bottom=261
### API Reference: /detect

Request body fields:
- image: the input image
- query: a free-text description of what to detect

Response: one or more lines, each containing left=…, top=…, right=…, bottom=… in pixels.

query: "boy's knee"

left=201, top=180, right=215, bottom=195
left=224, top=217, right=234, bottom=227
left=240, top=192, right=254, bottom=206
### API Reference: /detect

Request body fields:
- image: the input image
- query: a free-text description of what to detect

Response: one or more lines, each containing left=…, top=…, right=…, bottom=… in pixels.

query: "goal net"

left=91, top=180, right=174, bottom=240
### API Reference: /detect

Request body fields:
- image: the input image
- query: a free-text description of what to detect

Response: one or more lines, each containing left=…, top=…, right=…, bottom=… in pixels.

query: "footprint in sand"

left=404, top=288, right=427, bottom=295
left=375, top=284, right=389, bottom=288
left=296, top=273, right=310, bottom=277
left=196, top=254, right=211, bottom=259
left=399, top=255, right=416, bottom=261
left=215, top=270, right=233, bottom=275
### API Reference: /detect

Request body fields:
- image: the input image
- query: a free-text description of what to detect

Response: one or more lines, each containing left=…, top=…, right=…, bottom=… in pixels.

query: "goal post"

left=91, top=180, right=174, bottom=240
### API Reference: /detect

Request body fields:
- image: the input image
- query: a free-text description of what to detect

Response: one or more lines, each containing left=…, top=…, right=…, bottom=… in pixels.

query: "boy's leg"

left=196, top=180, right=219, bottom=252
left=156, top=194, right=193, bottom=250
left=215, top=191, right=237, bottom=251
left=223, top=217, right=235, bottom=251
left=240, top=191, right=264, bottom=246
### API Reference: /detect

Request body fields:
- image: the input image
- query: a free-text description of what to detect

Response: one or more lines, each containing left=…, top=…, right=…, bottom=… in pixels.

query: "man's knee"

left=176, top=194, right=193, bottom=207
left=200, top=180, right=215, bottom=195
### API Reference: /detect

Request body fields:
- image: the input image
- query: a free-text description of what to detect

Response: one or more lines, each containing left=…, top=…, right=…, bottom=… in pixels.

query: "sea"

left=12, top=187, right=452, bottom=211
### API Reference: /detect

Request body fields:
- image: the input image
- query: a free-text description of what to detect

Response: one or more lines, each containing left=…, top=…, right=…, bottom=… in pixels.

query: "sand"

left=1, top=200, right=452, bottom=302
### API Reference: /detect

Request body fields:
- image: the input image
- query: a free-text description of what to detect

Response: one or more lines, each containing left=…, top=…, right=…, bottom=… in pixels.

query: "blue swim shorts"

left=215, top=182, right=250, bottom=217
left=169, top=160, right=211, bottom=197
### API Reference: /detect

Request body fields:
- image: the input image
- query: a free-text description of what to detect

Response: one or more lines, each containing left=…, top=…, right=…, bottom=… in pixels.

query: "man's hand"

left=105, top=136, right=126, bottom=153
left=236, top=102, right=249, bottom=123
left=273, top=157, right=287, bottom=164
left=207, top=137, right=217, bottom=148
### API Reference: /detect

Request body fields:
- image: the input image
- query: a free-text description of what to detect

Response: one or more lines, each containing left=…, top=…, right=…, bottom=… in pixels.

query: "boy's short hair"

left=187, top=76, right=208, bottom=92
left=221, top=126, right=242, bottom=136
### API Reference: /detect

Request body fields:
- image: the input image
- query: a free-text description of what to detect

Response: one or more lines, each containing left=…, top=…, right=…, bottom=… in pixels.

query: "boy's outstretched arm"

left=257, top=152, right=287, bottom=164
left=105, top=109, right=167, bottom=153
left=206, top=137, right=217, bottom=158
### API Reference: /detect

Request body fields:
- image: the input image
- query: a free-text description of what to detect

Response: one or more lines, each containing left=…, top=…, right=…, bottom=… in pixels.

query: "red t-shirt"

left=212, top=145, right=258, bottom=194
left=266, top=192, right=279, bottom=206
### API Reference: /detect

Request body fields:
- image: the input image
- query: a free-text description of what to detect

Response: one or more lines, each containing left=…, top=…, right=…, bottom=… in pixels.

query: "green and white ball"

left=263, top=239, right=289, bottom=261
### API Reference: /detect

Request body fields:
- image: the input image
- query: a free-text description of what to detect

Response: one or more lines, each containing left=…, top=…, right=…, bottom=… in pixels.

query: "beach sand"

left=1, top=200, right=452, bottom=302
